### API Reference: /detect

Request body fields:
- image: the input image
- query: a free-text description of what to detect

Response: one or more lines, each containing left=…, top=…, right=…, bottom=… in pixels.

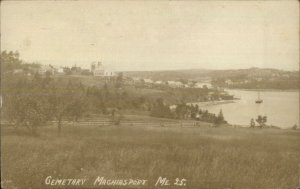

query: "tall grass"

left=1, top=125, right=300, bottom=189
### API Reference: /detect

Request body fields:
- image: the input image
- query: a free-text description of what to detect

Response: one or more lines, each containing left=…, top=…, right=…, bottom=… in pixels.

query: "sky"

left=1, top=0, right=299, bottom=71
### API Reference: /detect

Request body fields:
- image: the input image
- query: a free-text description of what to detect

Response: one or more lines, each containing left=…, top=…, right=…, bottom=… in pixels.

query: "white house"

left=195, top=82, right=212, bottom=89
left=132, top=77, right=141, bottom=83
left=225, top=80, right=234, bottom=85
left=169, top=105, right=177, bottom=112
left=103, top=69, right=115, bottom=77
left=167, top=81, right=184, bottom=88
left=144, top=79, right=154, bottom=84
left=155, top=80, right=163, bottom=85
left=91, top=61, right=115, bottom=77
left=57, top=67, right=65, bottom=75
left=38, top=65, right=55, bottom=75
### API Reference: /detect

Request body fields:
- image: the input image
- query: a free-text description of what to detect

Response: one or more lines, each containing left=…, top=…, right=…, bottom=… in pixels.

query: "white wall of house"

left=104, top=69, right=115, bottom=77
left=168, top=81, right=184, bottom=88
left=57, top=68, right=65, bottom=74
left=195, top=82, right=212, bottom=88
left=38, top=65, right=55, bottom=75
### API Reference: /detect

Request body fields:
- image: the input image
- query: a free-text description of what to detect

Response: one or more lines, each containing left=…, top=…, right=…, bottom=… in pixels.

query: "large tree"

left=256, top=115, right=267, bottom=128
left=1, top=50, right=22, bottom=73
left=2, top=76, right=51, bottom=135
left=214, top=109, right=225, bottom=126
left=47, top=79, right=86, bottom=135
left=151, top=98, right=172, bottom=118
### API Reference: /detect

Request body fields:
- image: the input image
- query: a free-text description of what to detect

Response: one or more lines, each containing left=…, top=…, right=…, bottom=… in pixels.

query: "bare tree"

left=256, top=115, right=267, bottom=128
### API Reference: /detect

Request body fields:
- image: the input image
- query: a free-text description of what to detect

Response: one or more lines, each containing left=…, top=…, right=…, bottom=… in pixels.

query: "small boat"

left=255, top=91, right=263, bottom=104
left=255, top=99, right=263, bottom=104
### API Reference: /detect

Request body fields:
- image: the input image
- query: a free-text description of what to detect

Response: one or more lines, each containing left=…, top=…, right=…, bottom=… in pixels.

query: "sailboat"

left=255, top=14, right=266, bottom=105
left=255, top=90, right=263, bottom=104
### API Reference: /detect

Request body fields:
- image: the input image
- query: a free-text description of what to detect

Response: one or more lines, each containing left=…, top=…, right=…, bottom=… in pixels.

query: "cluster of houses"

left=12, top=61, right=116, bottom=78
left=126, top=77, right=236, bottom=101
left=38, top=65, right=91, bottom=76
left=10, top=61, right=246, bottom=92
left=126, top=77, right=213, bottom=89
left=38, top=62, right=116, bottom=77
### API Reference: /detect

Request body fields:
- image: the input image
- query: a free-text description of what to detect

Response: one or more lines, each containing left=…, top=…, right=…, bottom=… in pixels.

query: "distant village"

left=9, top=61, right=236, bottom=102
left=11, top=61, right=214, bottom=89
left=12, top=61, right=115, bottom=77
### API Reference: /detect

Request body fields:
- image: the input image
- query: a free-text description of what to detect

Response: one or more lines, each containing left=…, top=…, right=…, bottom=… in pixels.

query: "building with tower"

left=91, top=61, right=115, bottom=77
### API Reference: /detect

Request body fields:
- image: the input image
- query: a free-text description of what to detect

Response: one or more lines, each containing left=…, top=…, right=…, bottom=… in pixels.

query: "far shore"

left=224, top=88, right=299, bottom=92
left=187, top=100, right=236, bottom=107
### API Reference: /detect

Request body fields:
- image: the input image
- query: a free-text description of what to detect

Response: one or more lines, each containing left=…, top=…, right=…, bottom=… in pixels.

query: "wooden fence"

left=1, top=115, right=207, bottom=128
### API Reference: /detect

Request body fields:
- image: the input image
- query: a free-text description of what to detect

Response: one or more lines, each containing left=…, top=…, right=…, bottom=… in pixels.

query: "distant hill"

left=124, top=67, right=299, bottom=82
left=123, top=69, right=212, bottom=81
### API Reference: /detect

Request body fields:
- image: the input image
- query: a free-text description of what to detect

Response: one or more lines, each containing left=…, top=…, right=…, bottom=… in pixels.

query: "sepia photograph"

left=1, top=0, right=299, bottom=189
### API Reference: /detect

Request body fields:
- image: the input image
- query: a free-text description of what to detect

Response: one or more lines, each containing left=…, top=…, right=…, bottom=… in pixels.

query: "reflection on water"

left=197, top=90, right=299, bottom=128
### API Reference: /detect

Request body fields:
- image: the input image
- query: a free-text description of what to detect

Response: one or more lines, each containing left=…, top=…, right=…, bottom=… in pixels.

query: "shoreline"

left=224, top=88, right=299, bottom=92
left=225, top=123, right=296, bottom=130
left=187, top=100, right=236, bottom=107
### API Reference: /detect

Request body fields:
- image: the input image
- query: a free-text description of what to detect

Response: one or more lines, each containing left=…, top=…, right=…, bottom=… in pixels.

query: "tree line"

left=151, top=100, right=226, bottom=126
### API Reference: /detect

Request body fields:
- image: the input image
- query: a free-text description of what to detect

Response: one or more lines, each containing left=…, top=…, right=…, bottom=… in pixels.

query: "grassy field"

left=1, top=124, right=300, bottom=189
